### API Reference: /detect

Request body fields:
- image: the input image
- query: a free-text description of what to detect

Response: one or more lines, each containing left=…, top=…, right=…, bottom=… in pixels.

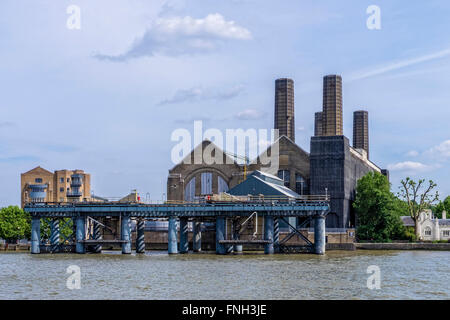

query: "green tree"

left=0, top=206, right=31, bottom=242
left=353, top=172, right=405, bottom=242
left=398, top=178, right=439, bottom=239
left=434, top=196, right=450, bottom=219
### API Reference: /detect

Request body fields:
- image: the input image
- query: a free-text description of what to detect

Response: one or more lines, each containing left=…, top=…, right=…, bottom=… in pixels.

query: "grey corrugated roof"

left=253, top=176, right=300, bottom=198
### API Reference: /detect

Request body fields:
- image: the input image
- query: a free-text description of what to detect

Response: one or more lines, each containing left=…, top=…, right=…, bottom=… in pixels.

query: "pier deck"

left=24, top=199, right=329, bottom=255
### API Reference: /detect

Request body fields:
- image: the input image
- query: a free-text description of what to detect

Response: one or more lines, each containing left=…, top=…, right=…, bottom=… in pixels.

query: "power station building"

left=167, top=75, right=387, bottom=229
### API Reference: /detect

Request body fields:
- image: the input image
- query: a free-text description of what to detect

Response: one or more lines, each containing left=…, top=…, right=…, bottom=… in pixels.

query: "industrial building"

left=167, top=75, right=388, bottom=229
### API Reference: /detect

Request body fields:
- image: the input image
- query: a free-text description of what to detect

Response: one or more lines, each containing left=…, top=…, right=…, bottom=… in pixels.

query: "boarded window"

left=201, top=172, right=212, bottom=195
left=218, top=176, right=229, bottom=193
left=184, top=178, right=195, bottom=202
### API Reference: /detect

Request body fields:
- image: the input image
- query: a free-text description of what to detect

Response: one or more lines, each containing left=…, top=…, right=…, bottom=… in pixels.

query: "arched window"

left=424, top=227, right=432, bottom=236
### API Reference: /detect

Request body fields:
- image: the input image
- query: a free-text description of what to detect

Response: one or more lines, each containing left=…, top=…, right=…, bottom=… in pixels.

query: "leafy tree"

left=0, top=206, right=31, bottom=242
left=40, top=218, right=74, bottom=243
left=434, top=196, right=450, bottom=219
left=353, top=172, right=405, bottom=242
left=398, top=178, right=439, bottom=239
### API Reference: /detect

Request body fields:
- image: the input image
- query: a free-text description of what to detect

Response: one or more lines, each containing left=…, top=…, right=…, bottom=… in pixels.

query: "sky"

left=0, top=0, right=449, bottom=206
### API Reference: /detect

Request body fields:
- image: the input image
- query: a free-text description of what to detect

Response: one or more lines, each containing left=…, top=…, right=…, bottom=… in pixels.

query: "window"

left=60, top=178, right=64, bottom=183
left=424, top=227, right=432, bottom=236
left=295, top=174, right=306, bottom=195
left=218, top=176, right=229, bottom=193
left=35, top=178, right=43, bottom=183
left=277, top=170, right=290, bottom=187
left=184, top=178, right=196, bottom=202
left=60, top=187, right=64, bottom=192
left=443, top=230, right=450, bottom=237
left=201, top=172, right=212, bottom=195
left=67, top=178, right=70, bottom=183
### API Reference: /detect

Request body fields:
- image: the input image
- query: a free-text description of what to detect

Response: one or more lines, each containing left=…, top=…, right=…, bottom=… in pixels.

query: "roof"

left=228, top=174, right=300, bottom=199
left=439, top=219, right=450, bottom=226
left=169, top=139, right=240, bottom=171
left=22, top=166, right=53, bottom=175
left=401, top=216, right=415, bottom=227
left=254, top=176, right=300, bottom=198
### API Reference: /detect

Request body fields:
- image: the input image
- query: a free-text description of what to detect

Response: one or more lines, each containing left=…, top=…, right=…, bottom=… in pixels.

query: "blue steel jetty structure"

left=24, top=197, right=330, bottom=255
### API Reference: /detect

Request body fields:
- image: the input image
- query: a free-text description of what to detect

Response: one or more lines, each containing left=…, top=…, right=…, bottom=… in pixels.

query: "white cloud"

left=159, top=85, right=244, bottom=105
left=234, top=108, right=266, bottom=120
left=426, top=140, right=450, bottom=160
left=406, top=150, right=419, bottom=157
left=387, top=161, right=430, bottom=172
left=95, top=13, right=252, bottom=61
left=348, top=48, right=450, bottom=81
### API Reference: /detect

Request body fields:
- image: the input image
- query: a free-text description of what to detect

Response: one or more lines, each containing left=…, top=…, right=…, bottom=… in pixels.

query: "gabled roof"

left=169, top=139, right=240, bottom=171
left=255, top=135, right=310, bottom=161
left=21, top=166, right=53, bottom=175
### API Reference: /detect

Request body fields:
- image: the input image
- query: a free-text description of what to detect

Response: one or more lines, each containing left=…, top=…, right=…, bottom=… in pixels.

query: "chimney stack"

left=274, top=78, right=295, bottom=142
left=353, top=110, right=369, bottom=158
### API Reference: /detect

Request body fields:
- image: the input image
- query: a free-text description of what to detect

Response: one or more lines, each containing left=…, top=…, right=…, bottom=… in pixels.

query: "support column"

left=264, top=216, right=274, bottom=254
left=273, top=217, right=280, bottom=253
left=314, top=215, right=326, bottom=255
left=121, top=215, right=131, bottom=254
left=193, top=221, right=202, bottom=252
left=168, top=217, right=178, bottom=254
left=50, top=219, right=60, bottom=253
left=93, top=220, right=102, bottom=253
left=179, top=218, right=189, bottom=254
left=75, top=216, right=86, bottom=254
left=232, top=219, right=242, bottom=253
left=216, top=217, right=226, bottom=255
left=136, top=220, right=145, bottom=254
left=31, top=217, right=40, bottom=254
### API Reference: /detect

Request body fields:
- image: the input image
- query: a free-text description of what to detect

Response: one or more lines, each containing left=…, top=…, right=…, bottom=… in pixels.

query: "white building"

left=401, top=210, right=450, bottom=241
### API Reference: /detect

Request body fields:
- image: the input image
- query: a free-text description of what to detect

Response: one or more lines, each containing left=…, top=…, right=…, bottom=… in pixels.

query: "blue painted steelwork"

left=314, top=215, right=326, bottom=255
left=179, top=218, right=189, bottom=254
left=168, top=217, right=178, bottom=254
left=136, top=220, right=145, bottom=253
left=121, top=215, right=131, bottom=254
left=216, top=217, right=226, bottom=255
left=31, top=217, right=40, bottom=254
left=232, top=220, right=242, bottom=253
left=264, top=216, right=274, bottom=254
left=193, top=221, right=202, bottom=252
left=50, top=219, right=60, bottom=253
left=75, top=216, right=86, bottom=254
left=24, top=202, right=329, bottom=218
left=273, top=217, right=280, bottom=253
left=93, top=221, right=102, bottom=253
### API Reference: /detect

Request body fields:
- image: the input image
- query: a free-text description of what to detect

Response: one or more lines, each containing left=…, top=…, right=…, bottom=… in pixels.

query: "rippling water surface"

left=0, top=250, right=448, bottom=299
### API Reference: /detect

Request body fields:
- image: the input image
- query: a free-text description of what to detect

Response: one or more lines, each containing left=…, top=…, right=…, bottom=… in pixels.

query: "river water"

left=0, top=250, right=448, bottom=300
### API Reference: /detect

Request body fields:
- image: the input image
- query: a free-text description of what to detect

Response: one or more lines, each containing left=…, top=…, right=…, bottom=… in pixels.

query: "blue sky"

left=0, top=0, right=449, bottom=205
